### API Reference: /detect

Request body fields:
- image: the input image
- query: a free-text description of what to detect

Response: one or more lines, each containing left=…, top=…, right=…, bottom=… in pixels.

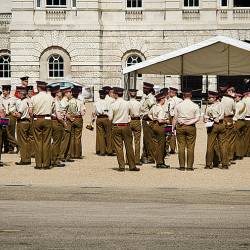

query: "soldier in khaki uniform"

left=233, top=92, right=247, bottom=160
left=2, top=85, right=18, bottom=153
left=0, top=96, right=5, bottom=166
left=69, top=85, right=86, bottom=159
left=109, top=87, right=139, bottom=172
left=93, top=89, right=110, bottom=156
left=128, top=89, right=142, bottom=165
left=14, top=87, right=32, bottom=165
left=49, top=84, right=65, bottom=168
left=203, top=91, right=228, bottom=169
left=173, top=88, right=200, bottom=171
left=29, top=81, right=54, bottom=170
left=243, top=88, right=250, bottom=157
left=140, top=82, right=156, bottom=164
left=149, top=92, right=170, bottom=168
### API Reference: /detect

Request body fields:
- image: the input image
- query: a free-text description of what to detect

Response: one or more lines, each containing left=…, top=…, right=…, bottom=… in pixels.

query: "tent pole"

left=134, top=71, right=137, bottom=89
left=127, top=73, right=131, bottom=100
left=227, top=45, right=230, bottom=75
left=181, top=55, right=184, bottom=91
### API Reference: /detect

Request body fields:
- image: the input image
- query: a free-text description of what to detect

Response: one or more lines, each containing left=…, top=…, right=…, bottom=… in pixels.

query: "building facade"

left=1, top=0, right=250, bottom=93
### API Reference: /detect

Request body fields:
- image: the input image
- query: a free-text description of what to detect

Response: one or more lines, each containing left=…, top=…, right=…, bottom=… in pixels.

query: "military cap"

left=155, top=92, right=165, bottom=101
left=36, top=81, right=48, bottom=87
left=182, top=87, right=193, bottom=94
left=160, top=88, right=169, bottom=94
left=169, top=87, right=178, bottom=92
left=143, top=82, right=154, bottom=89
left=72, top=85, right=82, bottom=94
left=113, top=87, right=124, bottom=94
left=2, top=85, right=11, bottom=91
left=18, top=86, right=28, bottom=94
left=49, top=84, right=60, bottom=93
left=20, top=76, right=29, bottom=81
left=128, top=89, right=138, bottom=92
left=99, top=89, right=106, bottom=95
left=61, top=85, right=72, bottom=92
left=208, top=91, right=219, bottom=97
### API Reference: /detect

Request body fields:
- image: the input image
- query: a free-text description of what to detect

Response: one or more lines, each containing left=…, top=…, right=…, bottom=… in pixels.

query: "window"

left=46, top=0, right=66, bottom=7
left=37, top=0, right=41, bottom=7
left=0, top=55, right=11, bottom=78
left=72, top=0, right=76, bottom=8
left=48, top=54, right=64, bottom=78
left=127, top=55, right=142, bottom=77
left=234, top=0, right=250, bottom=7
left=221, top=0, right=228, bottom=7
left=127, top=0, right=142, bottom=8
left=184, top=0, right=199, bottom=7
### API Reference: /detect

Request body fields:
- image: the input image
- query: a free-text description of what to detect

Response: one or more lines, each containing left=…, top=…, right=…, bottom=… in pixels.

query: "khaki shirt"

left=233, top=100, right=247, bottom=121
left=204, top=101, right=224, bottom=121
left=221, top=95, right=235, bottom=117
left=243, top=96, right=250, bottom=119
left=149, top=104, right=167, bottom=122
left=52, top=98, right=64, bottom=120
left=174, top=99, right=200, bottom=125
left=109, top=97, right=130, bottom=124
left=30, top=91, right=54, bottom=116
left=105, top=95, right=115, bottom=110
left=17, top=98, right=31, bottom=120
left=94, top=99, right=109, bottom=116
left=128, top=98, right=141, bottom=118
left=168, top=96, right=183, bottom=117
left=2, top=95, right=17, bottom=115
left=68, top=97, right=86, bottom=116
left=0, top=96, right=4, bottom=112
left=140, top=93, right=156, bottom=116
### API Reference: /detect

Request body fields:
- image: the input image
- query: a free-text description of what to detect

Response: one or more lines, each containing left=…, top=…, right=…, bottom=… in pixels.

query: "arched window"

left=126, top=54, right=142, bottom=77
left=0, top=55, right=11, bottom=78
left=48, top=54, right=64, bottom=78
left=127, top=0, right=142, bottom=8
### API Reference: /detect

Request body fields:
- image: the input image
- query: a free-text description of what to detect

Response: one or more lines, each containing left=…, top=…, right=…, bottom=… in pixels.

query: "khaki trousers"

left=3, top=115, right=18, bottom=151
left=33, top=118, right=52, bottom=168
left=59, top=120, right=72, bottom=160
left=0, top=126, right=2, bottom=160
left=17, top=120, right=31, bottom=163
left=176, top=124, right=196, bottom=169
left=224, top=117, right=236, bottom=161
left=206, top=123, right=228, bottom=167
left=152, top=122, right=165, bottom=165
left=112, top=125, right=136, bottom=169
left=243, top=120, right=250, bottom=156
left=51, top=120, right=64, bottom=164
left=141, top=120, right=155, bottom=162
left=70, top=117, right=83, bottom=158
left=129, top=119, right=142, bottom=164
left=169, top=116, right=176, bottom=153
left=28, top=121, right=35, bottom=157
left=234, top=120, right=246, bottom=158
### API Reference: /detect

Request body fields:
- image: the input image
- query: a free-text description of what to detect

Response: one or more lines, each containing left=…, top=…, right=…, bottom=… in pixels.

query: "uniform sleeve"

left=108, top=104, right=114, bottom=121
left=194, top=105, right=200, bottom=118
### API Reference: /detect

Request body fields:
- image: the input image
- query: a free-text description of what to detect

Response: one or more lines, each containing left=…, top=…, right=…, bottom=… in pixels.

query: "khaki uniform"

left=94, top=99, right=111, bottom=155
left=30, top=91, right=54, bottom=168
left=68, top=97, right=85, bottom=158
left=221, top=95, right=236, bottom=162
left=174, top=99, right=200, bottom=169
left=128, top=97, right=142, bottom=164
left=204, top=101, right=228, bottom=168
left=233, top=100, right=247, bottom=158
left=0, top=97, right=4, bottom=161
left=149, top=104, right=168, bottom=165
left=109, top=97, right=136, bottom=170
left=167, top=96, right=183, bottom=153
left=16, top=98, right=32, bottom=163
left=243, top=96, right=250, bottom=156
left=2, top=95, right=18, bottom=152
left=140, top=93, right=156, bottom=162
left=51, top=98, right=64, bottom=165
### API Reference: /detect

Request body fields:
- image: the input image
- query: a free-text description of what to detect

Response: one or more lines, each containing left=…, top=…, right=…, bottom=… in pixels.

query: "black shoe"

left=169, top=150, right=175, bottom=154
left=230, top=161, right=236, bottom=165
left=43, top=166, right=53, bottom=170
left=34, top=166, right=42, bottom=169
left=57, top=163, right=65, bottom=167
left=204, top=166, right=213, bottom=169
left=107, top=153, right=115, bottom=156
left=220, top=165, right=229, bottom=169
left=156, top=164, right=170, bottom=169
left=15, top=162, right=31, bottom=165
left=140, top=159, right=148, bottom=164
left=118, top=168, right=125, bottom=172
left=99, top=153, right=106, bottom=156
left=66, top=159, right=74, bottom=162
left=129, top=167, right=140, bottom=171
left=0, top=162, right=3, bottom=167
left=186, top=168, right=194, bottom=171
left=136, top=162, right=143, bottom=166
left=75, top=156, right=84, bottom=159
left=178, top=167, right=185, bottom=171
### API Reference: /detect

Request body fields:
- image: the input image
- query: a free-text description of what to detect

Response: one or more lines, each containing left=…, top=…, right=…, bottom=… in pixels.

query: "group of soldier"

left=0, top=77, right=86, bottom=169
left=94, top=81, right=250, bottom=171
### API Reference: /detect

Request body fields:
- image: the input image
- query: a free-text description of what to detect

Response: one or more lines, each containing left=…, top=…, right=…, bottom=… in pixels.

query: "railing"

left=46, top=10, right=66, bottom=21
left=125, top=10, right=143, bottom=21
left=233, top=8, right=250, bottom=19
left=182, top=9, right=200, bottom=20
left=0, top=13, right=12, bottom=25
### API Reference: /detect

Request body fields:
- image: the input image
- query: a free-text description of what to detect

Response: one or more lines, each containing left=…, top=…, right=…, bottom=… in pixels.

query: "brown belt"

left=51, top=116, right=58, bottom=120
left=97, top=115, right=108, bottom=118
left=17, top=118, right=30, bottom=122
left=72, top=115, right=82, bottom=118
left=131, top=117, right=140, bottom=120
left=33, top=115, right=50, bottom=118
left=224, top=115, right=234, bottom=118
left=113, top=123, right=129, bottom=127
left=178, top=124, right=195, bottom=127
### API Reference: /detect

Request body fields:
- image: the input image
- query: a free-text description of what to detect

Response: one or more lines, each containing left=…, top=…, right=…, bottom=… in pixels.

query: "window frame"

left=46, top=0, right=67, bottom=8
left=125, top=0, right=143, bottom=10
left=219, top=0, right=228, bottom=8
left=0, top=54, right=11, bottom=79
left=48, top=54, right=64, bottom=79
left=183, top=0, right=200, bottom=9
left=126, top=54, right=143, bottom=78
left=233, top=0, right=250, bottom=8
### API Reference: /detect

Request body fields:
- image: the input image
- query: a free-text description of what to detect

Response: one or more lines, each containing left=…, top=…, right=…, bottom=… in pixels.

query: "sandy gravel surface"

left=0, top=103, right=249, bottom=190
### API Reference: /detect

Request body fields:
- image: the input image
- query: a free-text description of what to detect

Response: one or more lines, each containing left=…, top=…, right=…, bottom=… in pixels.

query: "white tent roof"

left=122, top=36, right=250, bottom=76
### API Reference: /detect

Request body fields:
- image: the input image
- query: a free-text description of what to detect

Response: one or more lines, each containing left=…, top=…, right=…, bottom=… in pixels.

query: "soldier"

left=59, top=85, right=74, bottom=163
left=203, top=91, right=227, bottom=169
left=128, top=89, right=142, bottom=165
left=173, top=88, right=200, bottom=171
left=1, top=85, right=18, bottom=153
left=14, top=87, right=32, bottom=165
left=149, top=92, right=170, bottom=168
left=109, top=87, right=139, bottom=171
left=220, top=85, right=236, bottom=165
left=140, top=82, right=156, bottom=164
left=69, top=85, right=86, bottom=159
left=233, top=92, right=247, bottom=160
left=0, top=95, right=5, bottom=166
left=29, top=81, right=54, bottom=170
left=168, top=87, right=183, bottom=154
left=243, top=88, right=250, bottom=157
left=49, top=84, right=65, bottom=167
left=93, top=89, right=110, bottom=156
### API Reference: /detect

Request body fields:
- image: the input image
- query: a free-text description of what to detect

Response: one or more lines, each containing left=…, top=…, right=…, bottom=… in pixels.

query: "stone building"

left=0, top=0, right=250, bottom=95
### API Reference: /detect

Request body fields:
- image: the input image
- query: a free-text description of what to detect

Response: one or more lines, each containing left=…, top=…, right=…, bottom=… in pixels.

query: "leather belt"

left=224, top=115, right=234, bottom=118
left=131, top=117, right=140, bottom=120
left=97, top=115, right=108, bottom=118
left=33, top=115, right=50, bottom=118
left=72, top=115, right=82, bottom=118
left=17, top=118, right=30, bottom=122
left=178, top=124, right=195, bottom=127
left=51, top=116, right=58, bottom=120
left=113, top=123, right=129, bottom=127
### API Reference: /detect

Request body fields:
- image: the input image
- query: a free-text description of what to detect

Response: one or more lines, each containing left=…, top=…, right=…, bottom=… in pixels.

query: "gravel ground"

left=0, top=103, right=249, bottom=190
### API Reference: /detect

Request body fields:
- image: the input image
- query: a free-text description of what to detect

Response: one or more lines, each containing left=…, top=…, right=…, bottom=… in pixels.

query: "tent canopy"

left=122, top=36, right=250, bottom=76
